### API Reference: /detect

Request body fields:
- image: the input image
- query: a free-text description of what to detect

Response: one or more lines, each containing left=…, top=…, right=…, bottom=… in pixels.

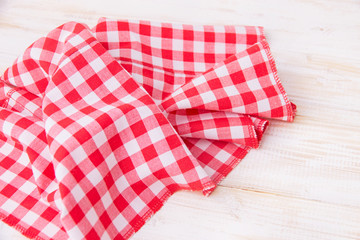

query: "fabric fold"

left=167, top=109, right=262, bottom=148
left=0, top=18, right=295, bottom=240
left=160, top=40, right=295, bottom=121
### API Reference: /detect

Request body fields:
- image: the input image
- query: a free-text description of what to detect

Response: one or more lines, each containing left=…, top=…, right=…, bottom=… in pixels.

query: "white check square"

left=123, top=139, right=141, bottom=156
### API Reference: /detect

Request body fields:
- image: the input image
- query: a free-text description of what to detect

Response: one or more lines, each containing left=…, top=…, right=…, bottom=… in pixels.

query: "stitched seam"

left=212, top=146, right=250, bottom=185
left=7, top=93, right=42, bottom=120
left=0, top=210, right=47, bottom=240
left=1, top=88, right=43, bottom=120
left=2, top=88, right=16, bottom=109
left=123, top=180, right=215, bottom=239
left=260, top=39, right=294, bottom=121
left=248, top=122, right=258, bottom=148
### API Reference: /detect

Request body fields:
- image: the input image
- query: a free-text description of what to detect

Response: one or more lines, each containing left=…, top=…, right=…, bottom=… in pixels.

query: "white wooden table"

left=0, top=0, right=359, bottom=239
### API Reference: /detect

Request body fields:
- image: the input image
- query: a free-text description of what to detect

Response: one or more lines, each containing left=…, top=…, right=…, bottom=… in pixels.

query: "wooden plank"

left=133, top=188, right=360, bottom=240
left=1, top=187, right=360, bottom=240
left=221, top=116, right=360, bottom=208
left=0, top=0, right=359, bottom=239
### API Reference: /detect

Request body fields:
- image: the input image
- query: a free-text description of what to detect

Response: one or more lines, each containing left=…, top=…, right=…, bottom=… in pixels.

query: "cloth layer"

left=0, top=18, right=295, bottom=239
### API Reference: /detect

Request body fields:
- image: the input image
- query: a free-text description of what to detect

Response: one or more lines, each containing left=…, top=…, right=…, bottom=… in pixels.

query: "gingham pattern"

left=0, top=18, right=295, bottom=240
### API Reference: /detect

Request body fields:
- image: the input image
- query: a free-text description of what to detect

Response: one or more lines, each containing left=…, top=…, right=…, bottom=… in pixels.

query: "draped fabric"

left=0, top=18, right=295, bottom=239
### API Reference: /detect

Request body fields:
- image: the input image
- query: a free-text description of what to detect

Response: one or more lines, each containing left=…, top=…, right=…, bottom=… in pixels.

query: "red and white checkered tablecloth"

left=0, top=18, right=296, bottom=239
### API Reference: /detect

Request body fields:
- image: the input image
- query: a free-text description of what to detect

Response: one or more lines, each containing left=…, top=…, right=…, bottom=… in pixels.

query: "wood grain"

left=0, top=0, right=359, bottom=239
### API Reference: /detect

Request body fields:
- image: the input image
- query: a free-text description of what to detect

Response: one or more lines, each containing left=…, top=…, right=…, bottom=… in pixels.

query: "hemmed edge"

left=0, top=211, right=46, bottom=240
left=123, top=180, right=215, bottom=239
left=259, top=37, right=296, bottom=122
